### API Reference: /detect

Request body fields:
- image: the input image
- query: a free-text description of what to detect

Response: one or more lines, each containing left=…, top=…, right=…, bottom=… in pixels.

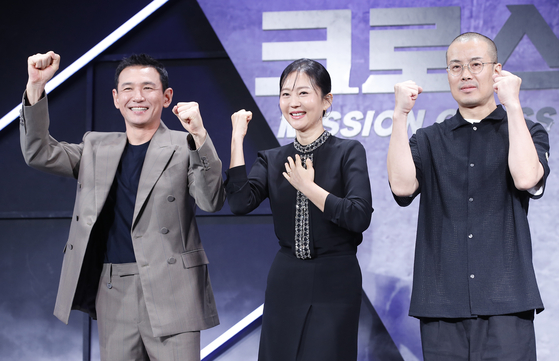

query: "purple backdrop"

left=196, top=1, right=559, bottom=360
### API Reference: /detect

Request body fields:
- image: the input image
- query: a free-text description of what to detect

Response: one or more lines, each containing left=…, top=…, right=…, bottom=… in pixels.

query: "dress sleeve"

left=225, top=153, right=270, bottom=215
left=322, top=141, right=373, bottom=233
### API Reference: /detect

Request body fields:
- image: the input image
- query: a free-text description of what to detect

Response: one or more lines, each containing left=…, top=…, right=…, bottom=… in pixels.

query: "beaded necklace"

left=292, top=130, right=331, bottom=259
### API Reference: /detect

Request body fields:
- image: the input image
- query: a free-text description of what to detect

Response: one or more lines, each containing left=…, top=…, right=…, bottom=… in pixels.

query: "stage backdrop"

left=196, top=0, right=559, bottom=359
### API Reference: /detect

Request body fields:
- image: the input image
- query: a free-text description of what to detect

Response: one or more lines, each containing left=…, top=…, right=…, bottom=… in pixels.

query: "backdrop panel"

left=196, top=1, right=559, bottom=359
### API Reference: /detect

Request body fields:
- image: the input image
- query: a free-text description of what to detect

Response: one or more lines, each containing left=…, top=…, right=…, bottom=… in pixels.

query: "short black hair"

left=114, top=54, right=169, bottom=91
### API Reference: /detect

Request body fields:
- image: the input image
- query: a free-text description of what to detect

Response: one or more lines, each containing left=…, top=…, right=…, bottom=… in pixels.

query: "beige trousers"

left=96, top=263, right=200, bottom=361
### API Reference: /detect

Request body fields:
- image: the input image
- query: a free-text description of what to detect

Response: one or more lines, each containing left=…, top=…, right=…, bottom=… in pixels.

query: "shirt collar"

left=447, top=105, right=506, bottom=131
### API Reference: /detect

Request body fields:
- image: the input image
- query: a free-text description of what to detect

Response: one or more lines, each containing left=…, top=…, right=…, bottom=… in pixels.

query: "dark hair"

left=447, top=32, right=498, bottom=63
left=114, top=54, right=169, bottom=91
left=279, top=58, right=332, bottom=99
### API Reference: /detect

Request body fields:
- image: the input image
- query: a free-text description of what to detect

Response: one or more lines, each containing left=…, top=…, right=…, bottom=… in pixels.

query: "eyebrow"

left=281, top=85, right=312, bottom=92
left=120, top=81, right=158, bottom=88
left=449, top=56, right=484, bottom=63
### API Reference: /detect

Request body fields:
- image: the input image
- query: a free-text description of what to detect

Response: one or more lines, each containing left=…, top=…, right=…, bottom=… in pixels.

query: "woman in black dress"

left=226, top=59, right=373, bottom=361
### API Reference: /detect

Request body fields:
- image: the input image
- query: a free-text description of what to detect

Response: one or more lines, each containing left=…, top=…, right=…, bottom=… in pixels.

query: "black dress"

left=226, top=134, right=373, bottom=361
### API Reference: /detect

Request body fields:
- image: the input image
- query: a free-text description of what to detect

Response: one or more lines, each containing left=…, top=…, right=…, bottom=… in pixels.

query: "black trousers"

left=419, top=310, right=536, bottom=361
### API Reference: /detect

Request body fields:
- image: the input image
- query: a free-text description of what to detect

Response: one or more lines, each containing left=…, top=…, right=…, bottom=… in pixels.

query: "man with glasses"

left=387, top=32, right=549, bottom=360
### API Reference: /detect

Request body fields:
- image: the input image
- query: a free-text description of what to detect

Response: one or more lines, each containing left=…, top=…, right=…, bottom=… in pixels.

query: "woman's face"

left=279, top=71, right=331, bottom=134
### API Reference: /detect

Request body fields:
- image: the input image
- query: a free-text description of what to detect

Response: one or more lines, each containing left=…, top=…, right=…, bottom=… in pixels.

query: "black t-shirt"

left=95, top=140, right=150, bottom=264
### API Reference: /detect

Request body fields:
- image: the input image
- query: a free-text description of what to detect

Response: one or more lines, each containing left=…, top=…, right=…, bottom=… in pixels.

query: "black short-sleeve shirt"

left=394, top=105, right=550, bottom=318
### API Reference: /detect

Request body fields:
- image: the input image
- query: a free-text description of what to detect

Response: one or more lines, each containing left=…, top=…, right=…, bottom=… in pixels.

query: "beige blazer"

left=19, top=94, right=226, bottom=337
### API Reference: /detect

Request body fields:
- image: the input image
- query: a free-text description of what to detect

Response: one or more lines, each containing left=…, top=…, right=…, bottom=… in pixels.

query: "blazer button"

left=160, top=227, right=169, bottom=234
left=167, top=195, right=175, bottom=202
left=167, top=257, right=177, bottom=264
left=68, top=244, right=74, bottom=250
left=76, top=215, right=79, bottom=221
left=107, top=283, right=112, bottom=289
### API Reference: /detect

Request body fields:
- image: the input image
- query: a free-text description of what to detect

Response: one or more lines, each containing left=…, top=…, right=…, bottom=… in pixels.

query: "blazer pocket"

left=180, top=249, right=209, bottom=269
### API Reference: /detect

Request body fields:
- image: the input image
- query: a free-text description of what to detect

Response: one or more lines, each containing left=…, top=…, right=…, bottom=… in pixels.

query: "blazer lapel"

left=132, top=121, right=177, bottom=228
left=94, top=134, right=127, bottom=216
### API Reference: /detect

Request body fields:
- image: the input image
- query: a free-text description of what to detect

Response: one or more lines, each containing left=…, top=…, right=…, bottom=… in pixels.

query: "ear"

left=112, top=89, right=119, bottom=109
left=163, top=88, right=173, bottom=108
left=494, top=62, right=502, bottom=75
left=323, top=93, right=333, bottom=111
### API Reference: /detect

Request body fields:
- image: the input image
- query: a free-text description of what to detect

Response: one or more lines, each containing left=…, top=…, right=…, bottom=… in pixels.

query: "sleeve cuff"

left=188, top=134, right=220, bottom=172
left=224, top=165, right=248, bottom=193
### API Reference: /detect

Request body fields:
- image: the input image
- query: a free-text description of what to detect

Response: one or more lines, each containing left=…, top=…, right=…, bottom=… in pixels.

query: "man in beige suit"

left=20, top=51, right=226, bottom=360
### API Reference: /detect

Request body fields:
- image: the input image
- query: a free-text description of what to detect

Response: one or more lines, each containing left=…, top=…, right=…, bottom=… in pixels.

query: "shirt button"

left=470, top=274, right=475, bottom=279
left=469, top=197, right=473, bottom=202
left=473, top=126, right=477, bottom=131
left=160, top=227, right=169, bottom=234
left=470, top=163, right=475, bottom=167
left=468, top=234, right=473, bottom=239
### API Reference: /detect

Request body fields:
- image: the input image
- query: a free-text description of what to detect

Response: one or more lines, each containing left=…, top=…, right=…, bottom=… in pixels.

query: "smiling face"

left=112, top=65, right=173, bottom=132
left=279, top=71, right=332, bottom=139
left=446, top=38, right=501, bottom=118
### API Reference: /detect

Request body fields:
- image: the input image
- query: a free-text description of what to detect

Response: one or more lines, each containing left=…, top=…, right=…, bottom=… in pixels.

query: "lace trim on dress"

left=292, top=131, right=331, bottom=259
